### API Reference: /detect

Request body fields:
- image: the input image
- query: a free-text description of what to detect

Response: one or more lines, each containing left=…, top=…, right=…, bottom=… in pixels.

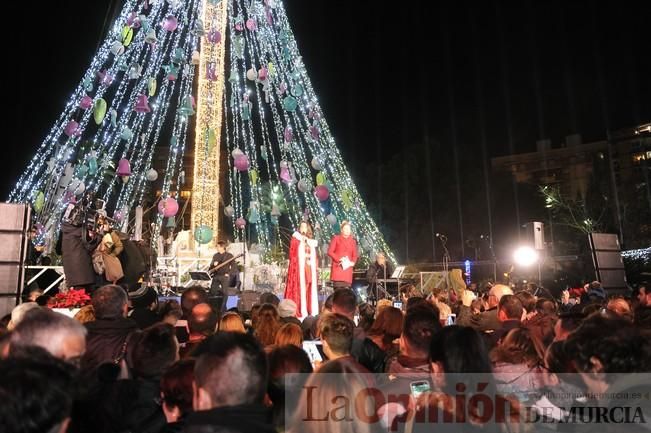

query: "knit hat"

left=278, top=299, right=297, bottom=318
left=588, top=281, right=606, bottom=299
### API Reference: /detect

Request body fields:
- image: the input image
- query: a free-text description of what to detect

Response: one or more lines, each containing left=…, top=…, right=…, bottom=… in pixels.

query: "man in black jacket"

left=209, top=241, right=239, bottom=313
left=485, top=294, right=524, bottom=349
left=81, top=284, right=138, bottom=373
left=183, top=332, right=275, bottom=433
left=331, top=289, right=386, bottom=373
left=209, top=241, right=239, bottom=295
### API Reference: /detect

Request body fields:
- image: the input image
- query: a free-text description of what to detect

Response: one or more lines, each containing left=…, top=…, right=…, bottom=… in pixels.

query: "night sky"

left=3, top=0, right=650, bottom=263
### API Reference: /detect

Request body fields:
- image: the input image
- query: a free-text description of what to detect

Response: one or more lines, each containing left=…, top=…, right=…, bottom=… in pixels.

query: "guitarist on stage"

left=327, top=221, right=358, bottom=290
left=210, top=241, right=239, bottom=302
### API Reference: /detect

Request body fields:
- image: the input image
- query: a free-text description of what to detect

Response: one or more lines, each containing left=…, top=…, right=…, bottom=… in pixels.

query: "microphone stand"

left=383, top=262, right=387, bottom=300
left=483, top=235, right=497, bottom=282
left=374, top=266, right=380, bottom=306
left=438, top=234, right=451, bottom=301
left=374, top=263, right=391, bottom=303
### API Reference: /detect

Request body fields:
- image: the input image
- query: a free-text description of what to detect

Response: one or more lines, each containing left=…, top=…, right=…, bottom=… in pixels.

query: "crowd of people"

left=1, top=280, right=650, bottom=433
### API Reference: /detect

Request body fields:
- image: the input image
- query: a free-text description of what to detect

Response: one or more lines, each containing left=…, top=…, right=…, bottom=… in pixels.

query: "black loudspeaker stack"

left=0, top=203, right=31, bottom=316
left=588, top=233, right=627, bottom=292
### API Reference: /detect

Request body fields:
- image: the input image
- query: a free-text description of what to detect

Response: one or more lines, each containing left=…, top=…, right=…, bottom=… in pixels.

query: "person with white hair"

left=8, top=308, right=86, bottom=366
left=457, top=284, right=514, bottom=332
left=7, top=302, right=40, bottom=331
left=278, top=298, right=301, bottom=326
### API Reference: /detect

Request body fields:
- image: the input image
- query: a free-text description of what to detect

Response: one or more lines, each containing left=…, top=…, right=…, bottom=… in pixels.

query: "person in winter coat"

left=327, top=221, right=358, bottom=290
left=183, top=332, right=275, bottom=433
left=81, top=285, right=138, bottom=374
left=381, top=305, right=441, bottom=399
left=61, top=222, right=100, bottom=291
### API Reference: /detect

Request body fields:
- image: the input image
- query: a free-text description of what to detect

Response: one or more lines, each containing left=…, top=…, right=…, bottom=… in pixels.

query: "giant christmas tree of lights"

left=8, top=0, right=396, bottom=265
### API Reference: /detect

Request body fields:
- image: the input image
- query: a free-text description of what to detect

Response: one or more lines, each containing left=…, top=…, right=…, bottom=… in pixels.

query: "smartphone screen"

left=410, top=381, right=431, bottom=398
left=393, top=301, right=403, bottom=309
left=175, top=319, right=190, bottom=344
left=302, top=340, right=324, bottom=366
left=446, top=314, right=456, bottom=326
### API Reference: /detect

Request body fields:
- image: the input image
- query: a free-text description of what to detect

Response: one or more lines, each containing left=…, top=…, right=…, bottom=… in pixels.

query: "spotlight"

left=513, top=246, right=539, bottom=267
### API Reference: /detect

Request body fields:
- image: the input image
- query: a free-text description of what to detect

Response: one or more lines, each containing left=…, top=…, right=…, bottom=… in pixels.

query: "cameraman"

left=60, top=194, right=101, bottom=292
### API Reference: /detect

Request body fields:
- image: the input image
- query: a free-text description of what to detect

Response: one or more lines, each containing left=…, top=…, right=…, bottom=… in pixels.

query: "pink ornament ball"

left=64, top=120, right=82, bottom=138
left=234, top=154, right=250, bottom=171
left=158, top=197, right=179, bottom=217
left=314, top=185, right=329, bottom=201
left=162, top=15, right=178, bottom=32
left=79, top=95, right=93, bottom=110
left=207, top=29, right=221, bottom=44
left=235, top=217, right=246, bottom=229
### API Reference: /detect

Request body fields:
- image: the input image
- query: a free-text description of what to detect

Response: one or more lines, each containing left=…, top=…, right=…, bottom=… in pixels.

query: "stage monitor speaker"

left=237, top=290, right=260, bottom=312
left=588, top=233, right=626, bottom=290
left=0, top=203, right=31, bottom=316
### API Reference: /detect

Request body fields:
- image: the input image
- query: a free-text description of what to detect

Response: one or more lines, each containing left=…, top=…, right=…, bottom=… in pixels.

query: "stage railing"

left=156, top=256, right=214, bottom=287
left=25, top=266, right=65, bottom=294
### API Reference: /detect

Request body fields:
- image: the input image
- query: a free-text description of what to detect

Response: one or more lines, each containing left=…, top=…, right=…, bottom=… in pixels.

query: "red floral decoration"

left=48, top=288, right=91, bottom=309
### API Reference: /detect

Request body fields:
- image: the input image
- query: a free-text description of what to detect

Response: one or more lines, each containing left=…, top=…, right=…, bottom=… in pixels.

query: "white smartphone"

left=302, top=340, right=323, bottom=366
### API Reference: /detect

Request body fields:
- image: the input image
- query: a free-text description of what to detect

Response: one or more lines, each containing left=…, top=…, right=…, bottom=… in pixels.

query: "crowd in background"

left=1, top=279, right=650, bottom=433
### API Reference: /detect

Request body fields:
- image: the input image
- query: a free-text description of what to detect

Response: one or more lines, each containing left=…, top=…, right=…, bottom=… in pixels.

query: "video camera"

left=61, top=192, right=109, bottom=234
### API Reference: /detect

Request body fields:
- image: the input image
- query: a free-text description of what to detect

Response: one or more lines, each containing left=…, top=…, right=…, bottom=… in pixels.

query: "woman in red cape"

left=284, top=222, right=319, bottom=319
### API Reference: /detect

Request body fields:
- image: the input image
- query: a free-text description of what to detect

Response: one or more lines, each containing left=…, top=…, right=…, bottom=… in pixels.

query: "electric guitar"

left=208, top=253, right=244, bottom=276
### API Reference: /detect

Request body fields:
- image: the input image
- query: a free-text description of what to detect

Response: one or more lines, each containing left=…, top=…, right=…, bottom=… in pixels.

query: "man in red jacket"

left=327, top=221, right=358, bottom=290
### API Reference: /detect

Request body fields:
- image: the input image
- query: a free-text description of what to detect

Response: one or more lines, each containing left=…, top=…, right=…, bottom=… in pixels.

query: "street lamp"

left=513, top=246, right=542, bottom=285
left=513, top=246, right=539, bottom=267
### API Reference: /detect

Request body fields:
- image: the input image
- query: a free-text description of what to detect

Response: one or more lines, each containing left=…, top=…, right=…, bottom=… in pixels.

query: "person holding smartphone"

left=377, top=306, right=441, bottom=424
left=379, top=326, right=497, bottom=432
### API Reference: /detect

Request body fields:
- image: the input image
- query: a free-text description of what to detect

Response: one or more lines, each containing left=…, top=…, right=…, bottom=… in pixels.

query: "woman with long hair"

left=288, top=359, right=374, bottom=433
left=219, top=312, right=246, bottom=333
left=284, top=221, right=319, bottom=319
left=366, top=306, right=402, bottom=355
left=274, top=322, right=303, bottom=347
left=254, top=303, right=281, bottom=347
left=160, top=359, right=195, bottom=432
left=268, top=345, right=313, bottom=430
left=490, top=327, right=546, bottom=399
